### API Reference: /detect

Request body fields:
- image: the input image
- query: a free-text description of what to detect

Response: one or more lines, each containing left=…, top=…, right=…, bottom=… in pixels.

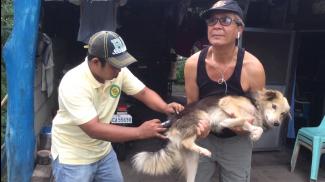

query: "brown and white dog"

left=132, top=89, right=290, bottom=182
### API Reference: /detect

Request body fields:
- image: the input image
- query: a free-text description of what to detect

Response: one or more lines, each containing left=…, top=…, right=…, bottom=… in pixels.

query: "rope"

left=1, top=94, right=8, bottom=108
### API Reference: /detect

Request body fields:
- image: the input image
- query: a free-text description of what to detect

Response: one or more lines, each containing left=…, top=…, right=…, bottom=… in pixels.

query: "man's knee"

left=195, top=157, right=217, bottom=182
left=219, top=167, right=250, bottom=182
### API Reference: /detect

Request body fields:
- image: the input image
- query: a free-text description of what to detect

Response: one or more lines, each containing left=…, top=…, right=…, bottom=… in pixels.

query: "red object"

left=117, top=105, right=128, bottom=112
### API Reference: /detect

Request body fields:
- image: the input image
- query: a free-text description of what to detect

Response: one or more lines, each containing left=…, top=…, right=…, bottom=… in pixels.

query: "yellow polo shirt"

left=51, top=59, right=145, bottom=164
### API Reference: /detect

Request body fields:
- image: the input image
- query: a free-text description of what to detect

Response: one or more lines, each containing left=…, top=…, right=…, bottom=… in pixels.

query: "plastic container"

left=39, top=126, right=52, bottom=150
left=37, top=150, right=51, bottom=165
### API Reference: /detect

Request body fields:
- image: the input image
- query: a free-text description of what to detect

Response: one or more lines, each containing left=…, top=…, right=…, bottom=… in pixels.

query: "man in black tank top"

left=184, top=1, right=266, bottom=182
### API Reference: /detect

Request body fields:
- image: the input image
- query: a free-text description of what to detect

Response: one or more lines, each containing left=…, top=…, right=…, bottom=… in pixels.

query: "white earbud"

left=237, top=32, right=241, bottom=39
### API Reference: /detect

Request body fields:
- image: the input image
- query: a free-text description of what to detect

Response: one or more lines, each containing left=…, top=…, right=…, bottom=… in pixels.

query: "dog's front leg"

left=242, top=121, right=263, bottom=141
left=219, top=117, right=248, bottom=129
left=181, top=136, right=211, bottom=157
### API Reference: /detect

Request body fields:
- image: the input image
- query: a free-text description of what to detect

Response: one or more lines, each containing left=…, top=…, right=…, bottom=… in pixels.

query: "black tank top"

left=196, top=46, right=245, bottom=137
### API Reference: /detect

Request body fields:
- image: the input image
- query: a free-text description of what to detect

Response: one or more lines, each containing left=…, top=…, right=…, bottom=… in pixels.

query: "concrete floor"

left=118, top=138, right=325, bottom=182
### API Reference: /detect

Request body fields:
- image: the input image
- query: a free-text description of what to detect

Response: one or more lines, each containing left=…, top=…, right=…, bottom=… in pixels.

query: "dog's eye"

left=272, top=104, right=277, bottom=110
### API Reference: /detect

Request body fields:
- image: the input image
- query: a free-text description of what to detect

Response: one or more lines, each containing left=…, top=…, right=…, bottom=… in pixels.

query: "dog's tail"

left=132, top=142, right=180, bottom=175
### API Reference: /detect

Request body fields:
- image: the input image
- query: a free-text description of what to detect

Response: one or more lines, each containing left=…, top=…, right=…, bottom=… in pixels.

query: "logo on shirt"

left=110, top=84, right=121, bottom=98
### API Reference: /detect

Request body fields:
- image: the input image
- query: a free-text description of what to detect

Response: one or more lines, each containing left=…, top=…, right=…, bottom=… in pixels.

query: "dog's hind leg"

left=181, top=136, right=211, bottom=157
left=183, top=151, right=199, bottom=182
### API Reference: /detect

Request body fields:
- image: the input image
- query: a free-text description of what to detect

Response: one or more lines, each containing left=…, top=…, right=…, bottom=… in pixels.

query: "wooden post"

left=2, top=0, right=41, bottom=181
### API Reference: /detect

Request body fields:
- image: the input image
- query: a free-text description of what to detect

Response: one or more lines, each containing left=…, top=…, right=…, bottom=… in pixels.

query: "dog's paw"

left=250, top=127, right=263, bottom=141
left=199, top=148, right=212, bottom=157
left=219, top=120, right=229, bottom=129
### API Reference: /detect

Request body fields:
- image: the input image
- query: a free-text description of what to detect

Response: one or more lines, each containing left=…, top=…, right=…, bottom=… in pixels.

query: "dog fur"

left=132, top=89, right=290, bottom=182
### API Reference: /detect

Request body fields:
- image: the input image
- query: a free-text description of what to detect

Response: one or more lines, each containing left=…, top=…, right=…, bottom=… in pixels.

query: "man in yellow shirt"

left=51, top=31, right=184, bottom=182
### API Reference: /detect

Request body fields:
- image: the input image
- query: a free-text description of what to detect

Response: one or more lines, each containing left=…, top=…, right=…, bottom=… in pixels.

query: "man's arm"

left=80, top=73, right=183, bottom=142
left=247, top=60, right=265, bottom=91
left=242, top=53, right=266, bottom=92
left=132, top=87, right=184, bottom=114
left=231, top=54, right=266, bottom=134
left=80, top=86, right=184, bottom=142
left=184, top=52, right=211, bottom=137
left=184, top=53, right=200, bottom=104
left=79, top=116, right=167, bottom=142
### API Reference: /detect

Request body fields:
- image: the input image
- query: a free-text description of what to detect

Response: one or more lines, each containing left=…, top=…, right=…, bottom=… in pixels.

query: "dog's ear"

left=264, top=90, right=277, bottom=101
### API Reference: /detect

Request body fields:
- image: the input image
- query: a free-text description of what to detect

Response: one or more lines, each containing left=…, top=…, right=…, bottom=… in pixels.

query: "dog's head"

left=257, top=89, right=290, bottom=128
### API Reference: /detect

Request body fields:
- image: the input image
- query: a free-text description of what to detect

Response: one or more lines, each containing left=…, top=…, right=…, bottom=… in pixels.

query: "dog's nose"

left=273, top=122, right=280, bottom=126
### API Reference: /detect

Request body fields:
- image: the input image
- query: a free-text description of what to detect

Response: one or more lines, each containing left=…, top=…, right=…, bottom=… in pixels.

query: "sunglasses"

left=206, top=16, right=242, bottom=26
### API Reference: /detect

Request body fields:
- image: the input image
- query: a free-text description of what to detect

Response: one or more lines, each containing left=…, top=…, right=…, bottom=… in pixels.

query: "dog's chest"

left=245, top=104, right=257, bottom=116
left=206, top=108, right=228, bottom=132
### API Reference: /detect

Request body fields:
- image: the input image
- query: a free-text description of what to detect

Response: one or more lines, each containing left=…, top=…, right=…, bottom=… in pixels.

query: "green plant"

left=1, top=0, right=13, bottom=145
left=1, top=0, right=14, bottom=49
left=175, top=56, right=186, bottom=84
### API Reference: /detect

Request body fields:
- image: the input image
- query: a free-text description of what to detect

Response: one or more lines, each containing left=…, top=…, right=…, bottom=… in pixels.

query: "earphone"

left=237, top=32, right=242, bottom=48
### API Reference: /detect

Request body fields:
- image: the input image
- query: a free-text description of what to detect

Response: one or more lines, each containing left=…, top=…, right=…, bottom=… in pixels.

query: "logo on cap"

left=111, top=37, right=127, bottom=55
left=213, top=0, right=227, bottom=8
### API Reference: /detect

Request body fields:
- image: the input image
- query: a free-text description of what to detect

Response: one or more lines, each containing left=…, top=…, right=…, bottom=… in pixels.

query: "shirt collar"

left=82, top=57, right=103, bottom=89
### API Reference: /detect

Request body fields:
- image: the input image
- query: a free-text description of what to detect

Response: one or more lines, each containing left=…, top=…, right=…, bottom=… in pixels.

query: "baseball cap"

left=201, top=0, right=244, bottom=20
left=85, top=31, right=137, bottom=68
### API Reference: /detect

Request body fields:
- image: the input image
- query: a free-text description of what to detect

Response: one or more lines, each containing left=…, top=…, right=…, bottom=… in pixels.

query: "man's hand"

left=196, top=119, right=211, bottom=138
left=137, top=119, right=167, bottom=140
left=163, top=102, right=184, bottom=115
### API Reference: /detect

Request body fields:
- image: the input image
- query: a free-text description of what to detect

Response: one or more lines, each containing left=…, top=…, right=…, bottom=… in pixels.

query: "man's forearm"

left=84, top=121, right=141, bottom=142
left=133, top=87, right=168, bottom=114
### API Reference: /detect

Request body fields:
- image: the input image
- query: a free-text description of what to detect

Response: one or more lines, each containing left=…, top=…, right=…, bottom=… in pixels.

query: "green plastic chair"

left=291, top=115, right=325, bottom=182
